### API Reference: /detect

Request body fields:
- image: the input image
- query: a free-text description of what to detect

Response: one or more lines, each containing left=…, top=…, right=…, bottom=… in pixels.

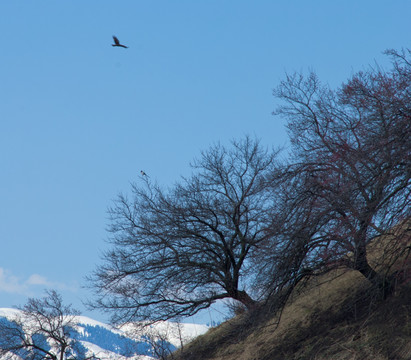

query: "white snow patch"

left=81, top=341, right=154, bottom=360
left=121, top=321, right=209, bottom=348
left=0, top=307, right=21, bottom=319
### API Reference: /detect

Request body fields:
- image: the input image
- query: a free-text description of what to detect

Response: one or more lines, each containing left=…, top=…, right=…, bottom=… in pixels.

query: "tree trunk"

left=354, top=243, right=392, bottom=298
left=236, top=290, right=257, bottom=309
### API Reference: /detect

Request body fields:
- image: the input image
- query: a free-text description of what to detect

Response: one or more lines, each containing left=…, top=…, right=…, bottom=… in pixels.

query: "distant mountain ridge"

left=0, top=308, right=209, bottom=360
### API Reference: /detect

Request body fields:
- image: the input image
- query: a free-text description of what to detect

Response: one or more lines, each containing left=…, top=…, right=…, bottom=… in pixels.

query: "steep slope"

left=172, top=223, right=411, bottom=360
left=173, top=270, right=411, bottom=360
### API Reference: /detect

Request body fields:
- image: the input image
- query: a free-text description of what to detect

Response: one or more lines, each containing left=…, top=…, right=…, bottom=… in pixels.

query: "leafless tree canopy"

left=0, top=290, right=97, bottom=360
left=89, top=137, right=281, bottom=324
left=89, top=49, right=411, bottom=325
left=271, top=48, right=411, bottom=295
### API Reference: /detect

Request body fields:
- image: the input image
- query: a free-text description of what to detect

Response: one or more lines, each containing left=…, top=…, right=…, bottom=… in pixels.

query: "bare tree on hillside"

left=0, top=290, right=98, bottom=360
left=271, top=48, right=411, bottom=297
left=251, top=168, right=333, bottom=312
left=88, top=137, right=282, bottom=324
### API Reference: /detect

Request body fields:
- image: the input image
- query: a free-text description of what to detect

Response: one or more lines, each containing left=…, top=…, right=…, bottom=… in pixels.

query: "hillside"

left=172, top=270, right=411, bottom=360
left=173, top=230, right=411, bottom=360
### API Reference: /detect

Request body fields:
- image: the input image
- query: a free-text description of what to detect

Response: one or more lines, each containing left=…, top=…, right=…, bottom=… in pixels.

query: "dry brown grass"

left=173, top=223, right=411, bottom=360
left=175, top=269, right=411, bottom=360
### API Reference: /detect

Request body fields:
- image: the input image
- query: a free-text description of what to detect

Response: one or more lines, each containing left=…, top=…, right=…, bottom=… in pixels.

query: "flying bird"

left=112, top=36, right=128, bottom=48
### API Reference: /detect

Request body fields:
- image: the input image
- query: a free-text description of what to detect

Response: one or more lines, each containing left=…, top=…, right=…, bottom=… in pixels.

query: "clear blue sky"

left=0, top=1, right=410, bottom=324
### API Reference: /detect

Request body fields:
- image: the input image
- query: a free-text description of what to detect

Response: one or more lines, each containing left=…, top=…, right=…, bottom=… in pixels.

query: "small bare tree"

left=0, top=290, right=98, bottom=360
left=271, top=48, right=411, bottom=296
left=89, top=137, right=281, bottom=324
left=139, top=321, right=186, bottom=360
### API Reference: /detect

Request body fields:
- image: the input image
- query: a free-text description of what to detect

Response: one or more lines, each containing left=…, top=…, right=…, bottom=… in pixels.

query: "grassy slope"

left=174, top=230, right=411, bottom=360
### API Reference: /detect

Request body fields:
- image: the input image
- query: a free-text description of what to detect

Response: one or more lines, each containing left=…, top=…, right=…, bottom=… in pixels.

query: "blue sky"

left=0, top=1, right=410, bottom=324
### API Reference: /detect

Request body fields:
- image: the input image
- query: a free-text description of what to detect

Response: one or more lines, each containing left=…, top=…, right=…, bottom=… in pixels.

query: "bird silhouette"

left=141, top=170, right=148, bottom=177
left=112, top=36, right=128, bottom=48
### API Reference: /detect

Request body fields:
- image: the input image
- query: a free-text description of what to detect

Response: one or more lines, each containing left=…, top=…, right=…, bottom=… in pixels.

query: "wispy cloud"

left=0, top=268, right=78, bottom=296
left=0, top=268, right=28, bottom=295
left=26, top=274, right=53, bottom=287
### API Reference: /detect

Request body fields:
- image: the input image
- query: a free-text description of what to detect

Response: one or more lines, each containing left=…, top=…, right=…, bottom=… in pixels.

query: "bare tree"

left=136, top=321, right=186, bottom=360
left=251, top=167, right=333, bottom=313
left=0, top=290, right=98, bottom=360
left=272, top=48, right=411, bottom=296
left=88, top=137, right=281, bottom=324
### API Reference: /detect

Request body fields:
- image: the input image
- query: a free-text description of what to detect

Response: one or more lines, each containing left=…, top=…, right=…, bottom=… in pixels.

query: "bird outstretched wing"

left=112, top=35, right=128, bottom=48
left=112, top=35, right=120, bottom=45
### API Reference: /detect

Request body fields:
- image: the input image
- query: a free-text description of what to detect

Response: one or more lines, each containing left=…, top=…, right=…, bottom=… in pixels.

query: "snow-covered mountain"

left=0, top=308, right=209, bottom=360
